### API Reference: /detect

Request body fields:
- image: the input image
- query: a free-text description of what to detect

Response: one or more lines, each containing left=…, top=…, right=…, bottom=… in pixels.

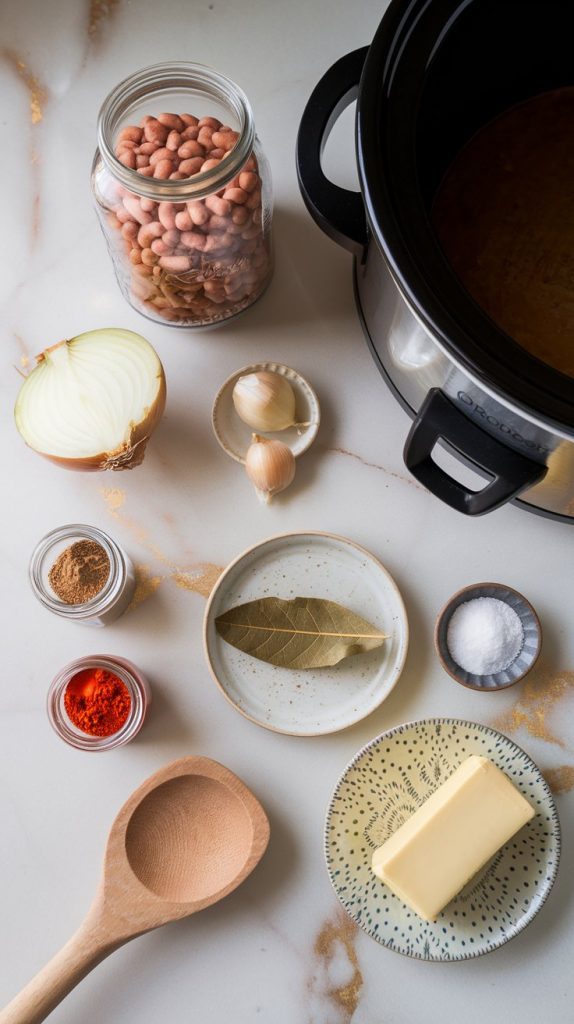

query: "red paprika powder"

left=64, top=666, right=131, bottom=737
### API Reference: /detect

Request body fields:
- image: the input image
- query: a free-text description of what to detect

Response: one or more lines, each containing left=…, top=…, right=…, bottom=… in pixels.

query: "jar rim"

left=29, top=523, right=127, bottom=619
left=96, top=60, right=256, bottom=201
left=47, top=655, right=148, bottom=751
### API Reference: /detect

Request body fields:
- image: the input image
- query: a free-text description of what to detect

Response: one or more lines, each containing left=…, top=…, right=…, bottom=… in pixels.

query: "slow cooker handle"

left=404, top=389, right=547, bottom=515
left=296, top=48, right=368, bottom=257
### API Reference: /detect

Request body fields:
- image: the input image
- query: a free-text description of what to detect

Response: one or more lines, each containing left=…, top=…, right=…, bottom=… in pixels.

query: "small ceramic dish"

left=211, top=361, right=320, bottom=464
left=325, top=718, right=560, bottom=962
left=434, top=582, right=542, bottom=691
left=203, top=532, right=408, bottom=736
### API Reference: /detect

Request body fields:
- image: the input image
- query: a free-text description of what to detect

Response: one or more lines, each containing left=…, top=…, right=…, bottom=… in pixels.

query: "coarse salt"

left=446, top=597, right=524, bottom=676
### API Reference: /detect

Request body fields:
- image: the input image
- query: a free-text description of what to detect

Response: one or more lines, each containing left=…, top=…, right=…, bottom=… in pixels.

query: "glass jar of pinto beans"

left=91, top=63, right=273, bottom=328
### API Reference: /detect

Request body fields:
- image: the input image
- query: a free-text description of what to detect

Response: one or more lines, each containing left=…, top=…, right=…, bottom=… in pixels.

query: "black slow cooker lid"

left=358, top=0, right=574, bottom=430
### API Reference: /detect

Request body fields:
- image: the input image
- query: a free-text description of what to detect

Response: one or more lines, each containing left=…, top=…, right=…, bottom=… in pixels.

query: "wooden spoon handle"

left=0, top=914, right=122, bottom=1024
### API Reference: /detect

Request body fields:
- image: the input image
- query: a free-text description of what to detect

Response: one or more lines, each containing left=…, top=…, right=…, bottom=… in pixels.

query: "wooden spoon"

left=0, top=756, right=270, bottom=1024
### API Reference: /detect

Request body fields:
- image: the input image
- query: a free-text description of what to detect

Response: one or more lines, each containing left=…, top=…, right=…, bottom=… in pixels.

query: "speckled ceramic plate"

left=211, top=361, right=320, bottom=464
left=203, top=532, right=408, bottom=735
left=325, top=719, right=560, bottom=961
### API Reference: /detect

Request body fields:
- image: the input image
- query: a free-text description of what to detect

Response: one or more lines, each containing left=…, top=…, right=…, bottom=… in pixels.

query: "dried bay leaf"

left=215, top=596, right=388, bottom=669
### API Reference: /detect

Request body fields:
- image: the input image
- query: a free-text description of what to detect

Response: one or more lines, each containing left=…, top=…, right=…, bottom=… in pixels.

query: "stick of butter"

left=371, top=755, right=535, bottom=922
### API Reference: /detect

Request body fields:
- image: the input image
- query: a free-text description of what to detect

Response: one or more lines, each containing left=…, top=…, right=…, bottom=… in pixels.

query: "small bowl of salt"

left=435, top=583, right=542, bottom=691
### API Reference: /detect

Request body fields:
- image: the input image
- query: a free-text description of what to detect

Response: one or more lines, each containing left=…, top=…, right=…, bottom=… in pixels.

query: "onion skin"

left=15, top=330, right=167, bottom=472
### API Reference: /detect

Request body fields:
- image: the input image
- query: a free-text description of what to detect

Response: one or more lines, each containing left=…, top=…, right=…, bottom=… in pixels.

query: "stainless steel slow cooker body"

left=297, top=0, right=574, bottom=520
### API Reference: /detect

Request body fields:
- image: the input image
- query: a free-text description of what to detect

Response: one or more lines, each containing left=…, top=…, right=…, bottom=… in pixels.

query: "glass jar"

left=47, top=655, right=150, bottom=751
left=29, top=524, right=136, bottom=626
left=92, top=62, right=273, bottom=328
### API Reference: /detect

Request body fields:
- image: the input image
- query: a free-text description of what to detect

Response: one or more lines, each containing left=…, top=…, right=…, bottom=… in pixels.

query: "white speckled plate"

left=326, top=719, right=561, bottom=961
left=203, top=532, right=408, bottom=735
left=211, top=362, right=320, bottom=464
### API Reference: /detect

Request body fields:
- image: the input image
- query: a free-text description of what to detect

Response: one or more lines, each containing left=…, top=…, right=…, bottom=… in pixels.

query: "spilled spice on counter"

left=49, top=539, right=110, bottom=604
left=64, top=667, right=131, bottom=737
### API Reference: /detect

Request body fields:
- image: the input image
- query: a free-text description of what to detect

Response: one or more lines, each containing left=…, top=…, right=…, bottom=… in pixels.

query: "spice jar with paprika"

left=47, top=655, right=150, bottom=751
left=30, top=524, right=136, bottom=626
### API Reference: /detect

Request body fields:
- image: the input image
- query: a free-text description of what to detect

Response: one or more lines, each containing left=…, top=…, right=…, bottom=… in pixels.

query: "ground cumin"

left=49, top=539, right=110, bottom=604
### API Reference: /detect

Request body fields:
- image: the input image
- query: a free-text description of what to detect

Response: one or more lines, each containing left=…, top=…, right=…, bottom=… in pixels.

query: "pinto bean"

left=115, top=140, right=138, bottom=153
left=143, top=119, right=169, bottom=145
left=158, top=202, right=177, bottom=229
left=118, top=150, right=137, bottom=169
left=153, top=159, right=175, bottom=179
left=197, top=126, right=214, bottom=148
left=212, top=130, right=238, bottom=151
left=223, top=187, right=248, bottom=205
left=123, top=195, right=152, bottom=225
left=200, top=158, right=221, bottom=173
left=181, top=231, right=207, bottom=251
left=157, top=112, right=185, bottom=132
left=188, top=200, right=210, bottom=226
left=149, top=147, right=175, bottom=166
left=179, top=157, right=204, bottom=176
left=121, top=221, right=138, bottom=241
left=175, top=209, right=193, bottom=231
left=178, top=140, right=205, bottom=159
left=162, top=228, right=181, bottom=247
left=246, top=188, right=262, bottom=210
left=117, top=126, right=143, bottom=144
left=159, top=255, right=191, bottom=271
left=231, top=204, right=250, bottom=225
left=180, top=113, right=199, bottom=127
left=141, top=247, right=159, bottom=266
left=205, top=195, right=231, bottom=217
left=137, top=221, right=164, bottom=248
left=151, top=238, right=172, bottom=256
left=198, top=116, right=222, bottom=130
left=208, top=214, right=231, bottom=233
left=166, top=130, right=182, bottom=151
left=238, top=171, right=258, bottom=193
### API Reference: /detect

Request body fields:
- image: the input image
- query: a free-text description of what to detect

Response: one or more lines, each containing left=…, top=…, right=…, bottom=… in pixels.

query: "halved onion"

left=14, top=328, right=166, bottom=471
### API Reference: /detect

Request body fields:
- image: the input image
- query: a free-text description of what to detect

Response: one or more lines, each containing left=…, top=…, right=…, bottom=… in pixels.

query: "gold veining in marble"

left=324, top=445, right=425, bottom=491
left=129, top=564, right=164, bottom=609
left=101, top=486, right=126, bottom=514
left=3, top=50, right=46, bottom=123
left=101, top=488, right=223, bottom=600
left=171, top=565, right=223, bottom=598
left=88, top=0, right=121, bottom=40
left=544, top=765, right=574, bottom=795
left=311, top=909, right=363, bottom=1021
left=491, top=668, right=574, bottom=748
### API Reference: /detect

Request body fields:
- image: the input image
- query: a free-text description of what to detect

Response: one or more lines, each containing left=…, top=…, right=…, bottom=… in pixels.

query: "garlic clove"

left=245, top=434, right=295, bottom=503
left=233, top=371, right=297, bottom=432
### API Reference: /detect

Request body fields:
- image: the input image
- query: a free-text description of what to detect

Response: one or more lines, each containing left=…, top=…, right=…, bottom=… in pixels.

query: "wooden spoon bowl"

left=0, top=756, right=269, bottom=1024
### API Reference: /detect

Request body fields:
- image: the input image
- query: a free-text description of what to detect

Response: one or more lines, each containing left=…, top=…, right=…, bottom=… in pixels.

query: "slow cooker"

left=297, top=0, right=574, bottom=520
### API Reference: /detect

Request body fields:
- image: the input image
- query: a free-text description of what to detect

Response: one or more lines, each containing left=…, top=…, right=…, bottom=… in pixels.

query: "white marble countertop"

left=1, top=1, right=573, bottom=1021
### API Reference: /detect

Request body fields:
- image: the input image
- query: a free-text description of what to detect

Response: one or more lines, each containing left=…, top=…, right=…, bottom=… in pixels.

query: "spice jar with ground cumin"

left=47, top=655, right=150, bottom=751
left=29, top=524, right=136, bottom=625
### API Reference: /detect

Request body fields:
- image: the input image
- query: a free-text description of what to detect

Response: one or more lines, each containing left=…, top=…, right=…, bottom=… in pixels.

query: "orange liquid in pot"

left=432, top=87, right=574, bottom=379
